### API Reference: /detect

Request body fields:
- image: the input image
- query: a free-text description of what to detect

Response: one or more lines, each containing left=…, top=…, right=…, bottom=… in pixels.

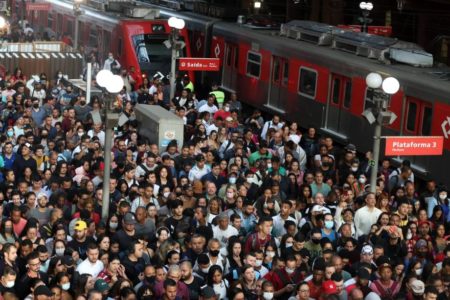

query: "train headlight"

left=366, top=72, right=383, bottom=89
left=382, top=77, right=400, bottom=95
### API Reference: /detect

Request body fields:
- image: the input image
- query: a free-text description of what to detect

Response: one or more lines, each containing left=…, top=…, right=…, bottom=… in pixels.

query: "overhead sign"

left=385, top=136, right=444, bottom=156
left=178, top=58, right=220, bottom=71
left=26, top=3, right=51, bottom=11
left=337, top=25, right=392, bottom=37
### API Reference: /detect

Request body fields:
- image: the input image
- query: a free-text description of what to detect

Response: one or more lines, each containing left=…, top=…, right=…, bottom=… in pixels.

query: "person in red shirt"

left=245, top=216, right=273, bottom=254
left=305, top=257, right=326, bottom=300
left=270, top=255, right=303, bottom=299
left=213, top=103, right=231, bottom=121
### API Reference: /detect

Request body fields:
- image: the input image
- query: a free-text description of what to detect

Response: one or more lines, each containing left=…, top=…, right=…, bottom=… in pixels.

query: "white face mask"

left=247, top=176, right=255, bottom=184
left=224, top=106, right=230, bottom=112
left=285, top=243, right=293, bottom=248
left=55, top=248, right=65, bottom=256
left=415, top=268, right=423, bottom=276
left=439, top=193, right=447, bottom=200
left=255, top=259, right=263, bottom=267
left=62, top=282, right=70, bottom=291
left=267, top=163, right=272, bottom=169
left=109, top=222, right=118, bottom=229
left=229, top=177, right=237, bottom=184
left=285, top=267, right=295, bottom=274
left=163, top=191, right=170, bottom=198
left=263, top=292, right=274, bottom=300
left=358, top=178, right=366, bottom=184
left=267, top=251, right=276, bottom=258
left=201, top=266, right=210, bottom=273
left=351, top=167, right=358, bottom=172
left=5, top=281, right=14, bottom=288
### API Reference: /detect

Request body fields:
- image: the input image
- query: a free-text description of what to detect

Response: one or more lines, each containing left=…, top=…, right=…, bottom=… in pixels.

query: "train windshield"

left=132, top=34, right=184, bottom=77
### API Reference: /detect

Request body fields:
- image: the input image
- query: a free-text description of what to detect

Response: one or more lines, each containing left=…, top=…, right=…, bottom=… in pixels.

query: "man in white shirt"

left=213, top=212, right=238, bottom=254
left=76, top=243, right=104, bottom=278
left=261, top=115, right=284, bottom=141
left=272, top=200, right=297, bottom=237
left=354, top=193, right=382, bottom=238
left=198, top=95, right=218, bottom=116
left=188, top=154, right=211, bottom=182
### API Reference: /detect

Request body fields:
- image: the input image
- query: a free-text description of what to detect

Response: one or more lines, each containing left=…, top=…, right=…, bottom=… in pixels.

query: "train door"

left=325, top=74, right=352, bottom=134
left=222, top=43, right=238, bottom=91
left=403, top=97, right=433, bottom=136
left=400, top=97, right=433, bottom=168
left=268, top=56, right=289, bottom=111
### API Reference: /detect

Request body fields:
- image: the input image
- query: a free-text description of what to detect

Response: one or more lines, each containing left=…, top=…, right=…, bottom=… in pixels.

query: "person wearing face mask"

left=103, top=52, right=121, bottom=73
left=270, top=255, right=304, bottom=299
left=74, top=96, right=92, bottom=122
left=304, top=229, right=323, bottom=262
left=0, top=266, right=17, bottom=295
left=213, top=102, right=231, bottom=121
left=321, top=213, right=338, bottom=242
left=195, top=253, right=212, bottom=282
left=259, top=281, right=275, bottom=300
left=30, top=97, right=46, bottom=126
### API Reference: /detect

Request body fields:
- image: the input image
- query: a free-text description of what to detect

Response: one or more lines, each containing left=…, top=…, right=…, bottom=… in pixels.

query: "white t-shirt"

left=76, top=258, right=104, bottom=278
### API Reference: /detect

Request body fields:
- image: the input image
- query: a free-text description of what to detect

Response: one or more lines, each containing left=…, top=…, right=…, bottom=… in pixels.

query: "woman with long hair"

left=0, top=219, right=17, bottom=245
left=207, top=265, right=229, bottom=300
left=156, top=165, right=175, bottom=191
left=207, top=130, right=220, bottom=151
left=74, top=274, right=95, bottom=299
left=376, top=192, right=390, bottom=213
left=226, top=237, right=243, bottom=283
left=234, top=265, right=258, bottom=300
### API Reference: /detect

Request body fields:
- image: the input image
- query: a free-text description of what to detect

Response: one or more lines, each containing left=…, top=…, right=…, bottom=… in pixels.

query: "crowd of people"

left=0, top=45, right=448, bottom=300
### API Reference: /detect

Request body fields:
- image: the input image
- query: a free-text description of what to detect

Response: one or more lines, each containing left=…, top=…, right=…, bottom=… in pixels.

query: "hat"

left=34, top=285, right=53, bottom=296
left=361, top=245, right=373, bottom=255
left=24, top=142, right=32, bottom=148
left=94, top=279, right=109, bottom=293
left=74, top=220, right=87, bottom=231
left=357, top=267, right=370, bottom=280
left=410, top=279, right=425, bottom=294
left=415, top=239, right=427, bottom=249
left=346, top=144, right=356, bottom=152
left=418, top=220, right=431, bottom=227
left=376, top=256, right=392, bottom=270
left=123, top=212, right=137, bottom=225
left=322, top=280, right=338, bottom=295
left=225, top=116, right=233, bottom=122
left=201, top=286, right=217, bottom=298
left=195, top=154, right=205, bottom=162
left=311, top=205, right=325, bottom=214
left=62, top=255, right=74, bottom=267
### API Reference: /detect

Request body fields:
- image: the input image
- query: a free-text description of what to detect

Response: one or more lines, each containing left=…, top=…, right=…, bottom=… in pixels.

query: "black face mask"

left=33, top=103, right=39, bottom=108
left=145, top=275, right=155, bottom=284
left=209, top=250, right=220, bottom=257
left=80, top=101, right=86, bottom=106
left=311, top=238, right=321, bottom=244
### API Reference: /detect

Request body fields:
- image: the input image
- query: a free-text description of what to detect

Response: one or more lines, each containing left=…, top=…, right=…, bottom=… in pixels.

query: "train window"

left=332, top=78, right=340, bottom=104
left=66, top=20, right=73, bottom=36
left=406, top=102, right=418, bottom=132
left=234, top=48, right=239, bottom=68
left=343, top=81, right=352, bottom=109
left=89, top=26, right=98, bottom=46
left=421, top=106, right=432, bottom=135
left=246, top=51, right=261, bottom=78
left=272, top=59, right=280, bottom=83
left=298, top=67, right=317, bottom=98
left=226, top=45, right=232, bottom=66
left=282, top=61, right=289, bottom=86
left=118, top=38, right=123, bottom=56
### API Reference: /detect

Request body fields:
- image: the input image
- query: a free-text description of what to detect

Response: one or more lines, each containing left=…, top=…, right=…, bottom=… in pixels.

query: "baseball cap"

left=123, top=212, right=136, bottom=225
left=201, top=286, right=217, bottom=298
left=410, top=279, right=425, bottom=294
left=62, top=255, right=74, bottom=267
left=74, top=220, right=87, bottom=231
left=415, top=239, right=427, bottom=249
left=322, top=280, right=338, bottom=295
left=34, top=286, right=53, bottom=296
left=94, top=279, right=109, bottom=293
left=361, top=245, right=373, bottom=255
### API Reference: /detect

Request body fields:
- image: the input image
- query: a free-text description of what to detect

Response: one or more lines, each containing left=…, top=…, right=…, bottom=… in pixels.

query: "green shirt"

left=211, top=90, right=225, bottom=104
left=249, top=151, right=272, bottom=166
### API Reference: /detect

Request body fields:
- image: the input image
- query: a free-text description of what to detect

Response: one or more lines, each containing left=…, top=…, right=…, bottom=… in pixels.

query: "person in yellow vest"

left=210, top=83, right=225, bottom=108
left=182, top=75, right=194, bottom=93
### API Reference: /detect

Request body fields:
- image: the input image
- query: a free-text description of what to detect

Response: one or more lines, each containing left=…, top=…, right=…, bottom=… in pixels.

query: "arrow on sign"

left=441, top=116, right=450, bottom=139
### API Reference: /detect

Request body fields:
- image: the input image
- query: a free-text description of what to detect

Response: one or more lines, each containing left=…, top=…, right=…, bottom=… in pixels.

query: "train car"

left=151, top=5, right=450, bottom=185
left=11, top=0, right=194, bottom=85
left=210, top=20, right=450, bottom=185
